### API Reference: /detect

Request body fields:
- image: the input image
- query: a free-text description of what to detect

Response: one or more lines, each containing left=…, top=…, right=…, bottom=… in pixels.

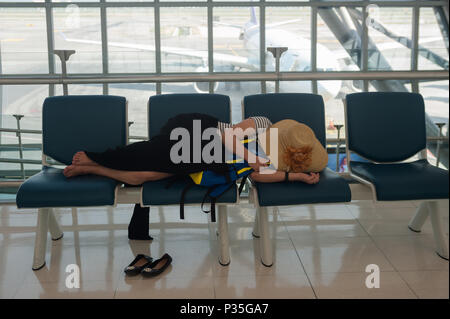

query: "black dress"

left=85, top=113, right=228, bottom=175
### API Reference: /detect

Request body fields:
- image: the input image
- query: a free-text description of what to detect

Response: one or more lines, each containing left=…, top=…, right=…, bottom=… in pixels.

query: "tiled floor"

left=0, top=197, right=448, bottom=299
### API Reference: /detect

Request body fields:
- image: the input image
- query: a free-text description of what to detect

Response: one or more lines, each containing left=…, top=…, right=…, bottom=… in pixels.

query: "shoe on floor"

left=124, top=254, right=153, bottom=276
left=141, top=253, right=172, bottom=278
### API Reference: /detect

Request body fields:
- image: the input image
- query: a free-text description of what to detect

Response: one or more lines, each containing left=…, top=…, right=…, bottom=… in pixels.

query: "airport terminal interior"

left=0, top=0, right=449, bottom=299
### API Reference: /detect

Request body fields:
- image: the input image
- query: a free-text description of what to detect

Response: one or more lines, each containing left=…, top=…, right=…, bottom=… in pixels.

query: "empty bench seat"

left=345, top=92, right=449, bottom=260
left=350, top=159, right=449, bottom=201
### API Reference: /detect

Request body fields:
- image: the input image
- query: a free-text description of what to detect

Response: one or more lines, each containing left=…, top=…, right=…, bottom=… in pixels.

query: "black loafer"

left=141, top=253, right=172, bottom=277
left=124, top=254, right=153, bottom=276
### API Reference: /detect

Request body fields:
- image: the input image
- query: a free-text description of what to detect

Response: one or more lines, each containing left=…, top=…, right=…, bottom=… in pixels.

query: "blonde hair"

left=283, top=146, right=313, bottom=172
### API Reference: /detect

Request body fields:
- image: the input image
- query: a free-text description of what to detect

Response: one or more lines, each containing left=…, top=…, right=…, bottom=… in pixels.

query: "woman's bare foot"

left=63, top=165, right=91, bottom=178
left=72, top=151, right=95, bottom=166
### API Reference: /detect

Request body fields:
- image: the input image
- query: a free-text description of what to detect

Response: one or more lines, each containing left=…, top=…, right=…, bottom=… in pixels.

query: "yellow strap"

left=237, top=167, right=253, bottom=175
left=226, top=158, right=244, bottom=164
left=241, top=138, right=255, bottom=144
left=189, top=171, right=204, bottom=184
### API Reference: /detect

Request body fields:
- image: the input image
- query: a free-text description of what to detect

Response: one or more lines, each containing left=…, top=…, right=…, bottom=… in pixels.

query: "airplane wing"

left=60, top=32, right=257, bottom=71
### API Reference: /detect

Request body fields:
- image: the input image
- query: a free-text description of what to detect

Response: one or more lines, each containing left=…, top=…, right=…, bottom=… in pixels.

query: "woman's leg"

left=63, top=164, right=172, bottom=185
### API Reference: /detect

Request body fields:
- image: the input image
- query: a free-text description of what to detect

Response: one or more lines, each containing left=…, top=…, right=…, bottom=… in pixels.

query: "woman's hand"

left=296, top=172, right=320, bottom=184
left=248, top=156, right=270, bottom=172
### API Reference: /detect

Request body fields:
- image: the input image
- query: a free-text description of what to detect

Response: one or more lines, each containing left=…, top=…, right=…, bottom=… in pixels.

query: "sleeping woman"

left=63, top=113, right=327, bottom=185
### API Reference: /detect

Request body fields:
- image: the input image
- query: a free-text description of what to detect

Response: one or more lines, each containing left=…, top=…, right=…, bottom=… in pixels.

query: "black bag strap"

left=201, top=186, right=217, bottom=222
left=179, top=181, right=195, bottom=220
left=201, top=181, right=237, bottom=223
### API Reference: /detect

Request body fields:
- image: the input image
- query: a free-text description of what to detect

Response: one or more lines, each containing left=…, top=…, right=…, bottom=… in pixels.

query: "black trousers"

left=85, top=112, right=228, bottom=175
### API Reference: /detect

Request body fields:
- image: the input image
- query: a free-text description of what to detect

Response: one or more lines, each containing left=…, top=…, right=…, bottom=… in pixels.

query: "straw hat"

left=258, top=119, right=328, bottom=173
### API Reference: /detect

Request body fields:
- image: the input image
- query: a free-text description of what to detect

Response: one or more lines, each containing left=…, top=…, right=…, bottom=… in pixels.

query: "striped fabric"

left=217, top=116, right=273, bottom=135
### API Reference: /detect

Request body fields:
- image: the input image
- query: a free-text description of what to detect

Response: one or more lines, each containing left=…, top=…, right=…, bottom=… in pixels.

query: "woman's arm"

left=250, top=170, right=320, bottom=184
left=221, top=118, right=269, bottom=171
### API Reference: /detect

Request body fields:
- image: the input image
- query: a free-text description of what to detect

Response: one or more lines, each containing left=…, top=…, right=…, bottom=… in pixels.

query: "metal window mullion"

left=260, top=1, right=266, bottom=94
left=45, top=0, right=55, bottom=97
left=362, top=5, right=369, bottom=92
left=411, top=4, right=420, bottom=93
left=208, top=1, right=214, bottom=93
left=311, top=6, right=318, bottom=94
left=100, top=0, right=109, bottom=95
left=155, top=0, right=162, bottom=95
left=1, top=1, right=449, bottom=8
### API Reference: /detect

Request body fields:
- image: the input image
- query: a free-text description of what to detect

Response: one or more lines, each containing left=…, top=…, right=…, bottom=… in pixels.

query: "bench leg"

left=217, top=205, right=230, bottom=266
left=258, top=206, right=273, bottom=267
left=32, top=208, right=50, bottom=270
left=48, top=209, right=64, bottom=241
left=427, top=201, right=449, bottom=260
left=408, top=202, right=430, bottom=232
left=252, top=211, right=260, bottom=238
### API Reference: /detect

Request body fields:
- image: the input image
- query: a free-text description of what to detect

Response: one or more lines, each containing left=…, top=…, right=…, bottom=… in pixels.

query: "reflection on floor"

left=0, top=199, right=448, bottom=299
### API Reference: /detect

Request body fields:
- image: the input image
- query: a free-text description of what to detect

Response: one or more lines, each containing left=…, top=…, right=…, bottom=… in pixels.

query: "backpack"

left=167, top=137, right=267, bottom=222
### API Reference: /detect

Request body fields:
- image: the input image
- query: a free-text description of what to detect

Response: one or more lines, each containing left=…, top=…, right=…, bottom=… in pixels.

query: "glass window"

left=54, top=84, right=103, bottom=96
left=0, top=8, right=48, bottom=74
left=367, top=7, right=412, bottom=70
left=418, top=7, right=449, bottom=70
left=215, top=81, right=261, bottom=123
left=107, top=7, right=156, bottom=73
left=0, top=85, right=46, bottom=183
left=419, top=80, right=449, bottom=135
left=368, top=80, right=412, bottom=93
left=53, top=7, right=102, bottom=74
left=160, top=7, right=207, bottom=73
left=109, top=83, right=156, bottom=140
left=317, top=7, right=362, bottom=71
left=265, top=7, right=311, bottom=72
left=213, top=7, right=260, bottom=72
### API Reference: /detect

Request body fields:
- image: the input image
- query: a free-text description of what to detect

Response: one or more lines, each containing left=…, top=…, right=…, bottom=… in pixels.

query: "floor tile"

left=281, top=207, right=368, bottom=239
left=0, top=283, right=18, bottom=299
left=372, top=235, right=449, bottom=271
left=14, top=280, right=116, bottom=299
left=310, top=272, right=417, bottom=299
left=115, top=276, right=215, bottom=299
left=291, top=236, right=395, bottom=274
left=211, top=239, right=306, bottom=278
left=399, top=270, right=449, bottom=299
left=213, top=274, right=315, bottom=299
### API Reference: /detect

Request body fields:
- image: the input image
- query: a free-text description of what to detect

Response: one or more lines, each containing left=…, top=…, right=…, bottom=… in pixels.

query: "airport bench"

left=15, top=94, right=237, bottom=270
left=345, top=92, right=449, bottom=260
left=243, top=93, right=352, bottom=267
